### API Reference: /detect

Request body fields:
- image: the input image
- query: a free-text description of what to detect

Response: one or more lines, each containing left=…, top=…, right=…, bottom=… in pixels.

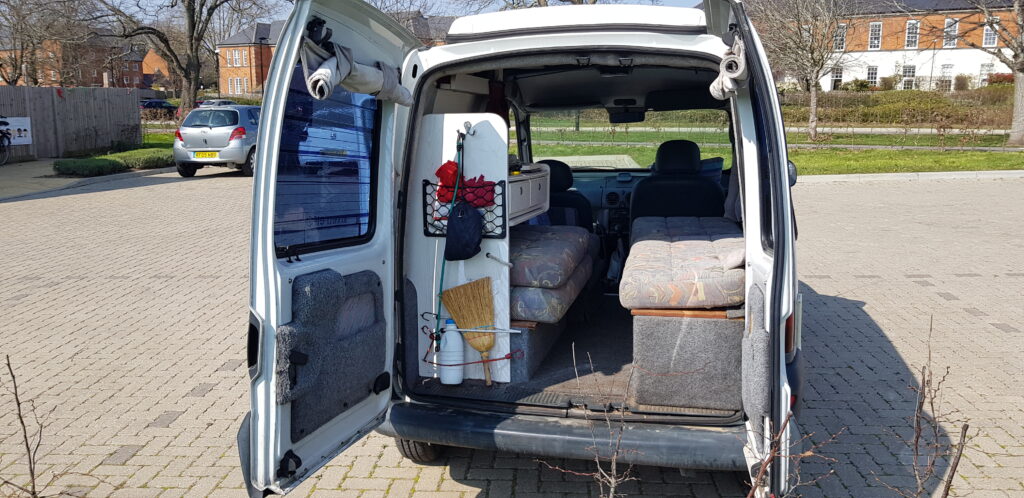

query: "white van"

left=238, top=1, right=803, bottom=496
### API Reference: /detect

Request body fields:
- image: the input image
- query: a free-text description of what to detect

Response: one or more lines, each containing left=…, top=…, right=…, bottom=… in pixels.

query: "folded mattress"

left=619, top=217, right=745, bottom=309
left=509, top=225, right=591, bottom=289
left=512, top=255, right=592, bottom=323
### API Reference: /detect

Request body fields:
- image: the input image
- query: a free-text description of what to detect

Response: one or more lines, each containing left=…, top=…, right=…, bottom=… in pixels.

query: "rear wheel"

left=240, top=149, right=255, bottom=177
left=176, top=163, right=197, bottom=177
left=395, top=438, right=445, bottom=463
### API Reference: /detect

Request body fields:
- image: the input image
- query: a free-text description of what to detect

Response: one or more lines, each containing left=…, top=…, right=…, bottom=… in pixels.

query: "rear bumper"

left=378, top=402, right=747, bottom=471
left=173, top=142, right=248, bottom=165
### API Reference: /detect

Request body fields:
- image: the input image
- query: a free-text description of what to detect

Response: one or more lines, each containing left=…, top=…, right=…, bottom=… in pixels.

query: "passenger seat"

left=630, top=140, right=725, bottom=220
left=539, top=159, right=593, bottom=232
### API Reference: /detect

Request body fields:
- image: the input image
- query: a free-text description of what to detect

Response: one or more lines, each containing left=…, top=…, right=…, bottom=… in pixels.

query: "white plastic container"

left=438, top=319, right=464, bottom=385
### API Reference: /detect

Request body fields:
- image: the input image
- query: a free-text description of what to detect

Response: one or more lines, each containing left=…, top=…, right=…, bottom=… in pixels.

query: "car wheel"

left=395, top=438, right=445, bottom=463
left=176, top=163, right=197, bottom=178
left=240, top=149, right=255, bottom=177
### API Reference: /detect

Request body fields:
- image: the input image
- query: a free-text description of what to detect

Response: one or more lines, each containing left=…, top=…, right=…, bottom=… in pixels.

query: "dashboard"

left=572, top=170, right=651, bottom=235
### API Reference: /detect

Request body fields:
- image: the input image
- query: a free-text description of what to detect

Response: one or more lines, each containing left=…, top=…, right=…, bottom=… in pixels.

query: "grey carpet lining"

left=276, top=269, right=385, bottom=443
left=742, top=283, right=771, bottom=452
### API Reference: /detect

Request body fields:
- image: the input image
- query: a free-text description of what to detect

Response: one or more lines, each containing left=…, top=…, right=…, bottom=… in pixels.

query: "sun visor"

left=299, top=38, right=413, bottom=106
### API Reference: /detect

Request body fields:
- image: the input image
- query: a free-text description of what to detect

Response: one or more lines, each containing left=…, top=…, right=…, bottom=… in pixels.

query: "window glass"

left=248, top=108, right=260, bottom=125
left=528, top=109, right=732, bottom=171
left=868, top=22, right=882, bottom=50
left=943, top=19, right=959, bottom=48
left=273, top=65, right=379, bottom=255
left=183, top=109, right=239, bottom=128
left=901, top=65, right=916, bottom=90
left=905, top=21, right=919, bottom=49
left=833, top=24, right=846, bottom=51
left=831, top=67, right=843, bottom=90
left=983, top=19, right=999, bottom=47
left=866, top=66, right=878, bottom=86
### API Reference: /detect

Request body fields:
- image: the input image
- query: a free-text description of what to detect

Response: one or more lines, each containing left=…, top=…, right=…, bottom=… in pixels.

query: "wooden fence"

left=0, top=86, right=142, bottom=162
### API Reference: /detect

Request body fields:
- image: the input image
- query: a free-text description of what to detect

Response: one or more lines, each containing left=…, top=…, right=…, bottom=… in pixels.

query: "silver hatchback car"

left=173, top=105, right=260, bottom=177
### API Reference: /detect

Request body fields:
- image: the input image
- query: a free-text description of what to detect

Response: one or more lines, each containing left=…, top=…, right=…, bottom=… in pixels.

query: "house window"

left=92, top=69, right=98, bottom=77
left=980, top=63, right=995, bottom=85
left=133, top=63, right=139, bottom=71
left=122, top=62, right=128, bottom=70
left=833, top=24, right=847, bottom=51
left=227, top=78, right=234, bottom=94
left=133, top=75, right=140, bottom=84
left=943, top=19, right=959, bottom=48
left=983, top=18, right=999, bottom=47
left=225, top=50, right=232, bottom=67
left=938, top=64, right=953, bottom=91
left=831, top=67, right=843, bottom=90
left=243, top=77, right=249, bottom=93
left=905, top=20, right=919, bottom=49
left=123, top=75, right=129, bottom=85
left=242, top=50, right=248, bottom=67
left=866, top=66, right=878, bottom=86
left=901, top=65, right=916, bottom=90
left=868, top=22, right=882, bottom=50
left=233, top=49, right=241, bottom=67
left=50, top=70, right=57, bottom=80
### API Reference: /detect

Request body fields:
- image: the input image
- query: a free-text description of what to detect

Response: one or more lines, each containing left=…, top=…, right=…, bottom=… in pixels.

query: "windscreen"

left=182, top=109, right=239, bottom=128
left=525, top=109, right=732, bottom=171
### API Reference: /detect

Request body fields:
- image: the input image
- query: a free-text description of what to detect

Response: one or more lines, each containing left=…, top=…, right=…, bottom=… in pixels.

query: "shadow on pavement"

left=0, top=168, right=246, bottom=204
left=793, top=282, right=950, bottom=496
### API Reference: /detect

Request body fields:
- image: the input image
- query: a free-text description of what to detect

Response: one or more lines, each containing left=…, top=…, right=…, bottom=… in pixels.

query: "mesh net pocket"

left=423, top=180, right=506, bottom=238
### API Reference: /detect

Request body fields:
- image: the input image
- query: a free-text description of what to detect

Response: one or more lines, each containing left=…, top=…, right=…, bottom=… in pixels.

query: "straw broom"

left=441, top=277, right=495, bottom=386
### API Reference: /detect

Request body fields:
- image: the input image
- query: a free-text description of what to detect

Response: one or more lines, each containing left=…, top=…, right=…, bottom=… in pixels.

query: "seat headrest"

left=654, top=140, right=702, bottom=175
left=539, top=159, right=573, bottom=192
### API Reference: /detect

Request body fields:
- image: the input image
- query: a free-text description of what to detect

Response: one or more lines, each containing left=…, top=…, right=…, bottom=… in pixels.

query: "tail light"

left=228, top=127, right=246, bottom=141
left=174, top=129, right=183, bottom=142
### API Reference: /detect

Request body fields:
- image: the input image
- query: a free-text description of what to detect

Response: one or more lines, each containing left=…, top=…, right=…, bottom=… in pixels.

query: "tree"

left=940, top=1, right=1023, bottom=144
left=98, top=0, right=262, bottom=114
left=0, top=0, right=98, bottom=86
left=746, top=0, right=853, bottom=140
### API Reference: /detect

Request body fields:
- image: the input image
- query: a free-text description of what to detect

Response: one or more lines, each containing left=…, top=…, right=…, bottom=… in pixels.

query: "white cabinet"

left=507, top=164, right=550, bottom=226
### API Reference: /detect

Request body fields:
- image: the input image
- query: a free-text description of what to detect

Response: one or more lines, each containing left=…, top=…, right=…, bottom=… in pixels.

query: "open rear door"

left=240, top=1, right=421, bottom=495
left=705, top=1, right=797, bottom=496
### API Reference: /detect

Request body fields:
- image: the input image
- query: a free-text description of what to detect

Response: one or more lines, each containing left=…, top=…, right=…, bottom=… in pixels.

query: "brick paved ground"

left=0, top=171, right=1021, bottom=497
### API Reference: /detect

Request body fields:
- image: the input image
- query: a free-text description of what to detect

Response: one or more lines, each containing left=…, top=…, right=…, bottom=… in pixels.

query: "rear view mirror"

left=608, top=108, right=645, bottom=124
left=787, top=160, right=798, bottom=187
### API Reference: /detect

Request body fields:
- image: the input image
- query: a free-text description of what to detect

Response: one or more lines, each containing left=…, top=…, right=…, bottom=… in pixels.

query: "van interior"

left=390, top=50, right=770, bottom=430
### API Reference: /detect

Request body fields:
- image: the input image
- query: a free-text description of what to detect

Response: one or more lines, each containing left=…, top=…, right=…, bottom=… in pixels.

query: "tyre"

left=176, top=163, right=197, bottom=177
left=240, top=149, right=255, bottom=177
left=395, top=438, right=445, bottom=463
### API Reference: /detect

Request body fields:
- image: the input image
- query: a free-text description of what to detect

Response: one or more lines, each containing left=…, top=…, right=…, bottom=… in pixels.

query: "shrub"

left=141, top=108, right=174, bottom=121
left=52, top=148, right=173, bottom=176
left=879, top=75, right=899, bottom=91
left=109, top=148, right=174, bottom=169
left=954, top=74, right=972, bottom=91
left=841, top=79, right=872, bottom=92
left=54, top=158, right=129, bottom=176
left=987, top=73, right=1014, bottom=85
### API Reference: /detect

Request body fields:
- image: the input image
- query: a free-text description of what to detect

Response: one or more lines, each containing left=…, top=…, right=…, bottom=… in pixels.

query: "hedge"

left=53, top=148, right=174, bottom=177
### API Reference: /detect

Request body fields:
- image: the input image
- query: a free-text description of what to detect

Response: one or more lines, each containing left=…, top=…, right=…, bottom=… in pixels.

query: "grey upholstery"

left=631, top=140, right=725, bottom=220
left=540, top=159, right=593, bottom=231
left=276, top=269, right=385, bottom=443
left=620, top=217, right=745, bottom=309
left=509, top=225, right=594, bottom=324
left=630, top=315, right=743, bottom=410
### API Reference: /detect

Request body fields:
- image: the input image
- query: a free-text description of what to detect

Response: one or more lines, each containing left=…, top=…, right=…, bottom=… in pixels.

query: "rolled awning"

left=299, top=38, right=413, bottom=106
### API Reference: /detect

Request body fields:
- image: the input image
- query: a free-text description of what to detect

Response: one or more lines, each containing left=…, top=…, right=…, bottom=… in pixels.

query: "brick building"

left=216, top=12, right=454, bottom=96
left=824, top=0, right=1015, bottom=91
left=0, top=28, right=169, bottom=89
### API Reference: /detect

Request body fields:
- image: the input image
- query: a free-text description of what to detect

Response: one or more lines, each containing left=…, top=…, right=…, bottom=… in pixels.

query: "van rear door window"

left=273, top=65, right=380, bottom=257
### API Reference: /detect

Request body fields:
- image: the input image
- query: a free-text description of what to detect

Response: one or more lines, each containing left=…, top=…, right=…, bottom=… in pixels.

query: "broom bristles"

left=441, top=277, right=494, bottom=330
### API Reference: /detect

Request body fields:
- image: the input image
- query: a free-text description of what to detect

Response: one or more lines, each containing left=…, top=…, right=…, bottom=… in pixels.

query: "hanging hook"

left=463, top=121, right=476, bottom=136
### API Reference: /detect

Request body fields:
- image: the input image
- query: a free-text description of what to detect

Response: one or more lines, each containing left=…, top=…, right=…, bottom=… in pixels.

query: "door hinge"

left=276, top=450, right=302, bottom=479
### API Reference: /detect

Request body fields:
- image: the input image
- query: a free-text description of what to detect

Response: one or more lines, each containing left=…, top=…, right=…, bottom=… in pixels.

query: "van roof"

left=446, top=5, right=707, bottom=43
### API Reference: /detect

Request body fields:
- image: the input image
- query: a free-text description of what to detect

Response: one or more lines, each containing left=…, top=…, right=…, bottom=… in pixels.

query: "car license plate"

left=194, top=151, right=218, bottom=159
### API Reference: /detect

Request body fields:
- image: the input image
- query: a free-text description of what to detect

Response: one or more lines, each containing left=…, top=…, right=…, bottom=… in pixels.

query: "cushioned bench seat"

left=509, top=225, right=592, bottom=323
left=619, top=217, right=744, bottom=309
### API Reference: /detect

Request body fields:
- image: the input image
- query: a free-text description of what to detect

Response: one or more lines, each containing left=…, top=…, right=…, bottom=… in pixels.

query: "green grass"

left=142, top=132, right=175, bottom=148
left=532, top=143, right=1024, bottom=175
left=516, top=129, right=1012, bottom=148
left=53, top=147, right=174, bottom=177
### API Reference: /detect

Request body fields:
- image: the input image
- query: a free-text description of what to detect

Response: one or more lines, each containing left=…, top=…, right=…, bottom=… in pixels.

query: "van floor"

left=414, top=294, right=637, bottom=407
